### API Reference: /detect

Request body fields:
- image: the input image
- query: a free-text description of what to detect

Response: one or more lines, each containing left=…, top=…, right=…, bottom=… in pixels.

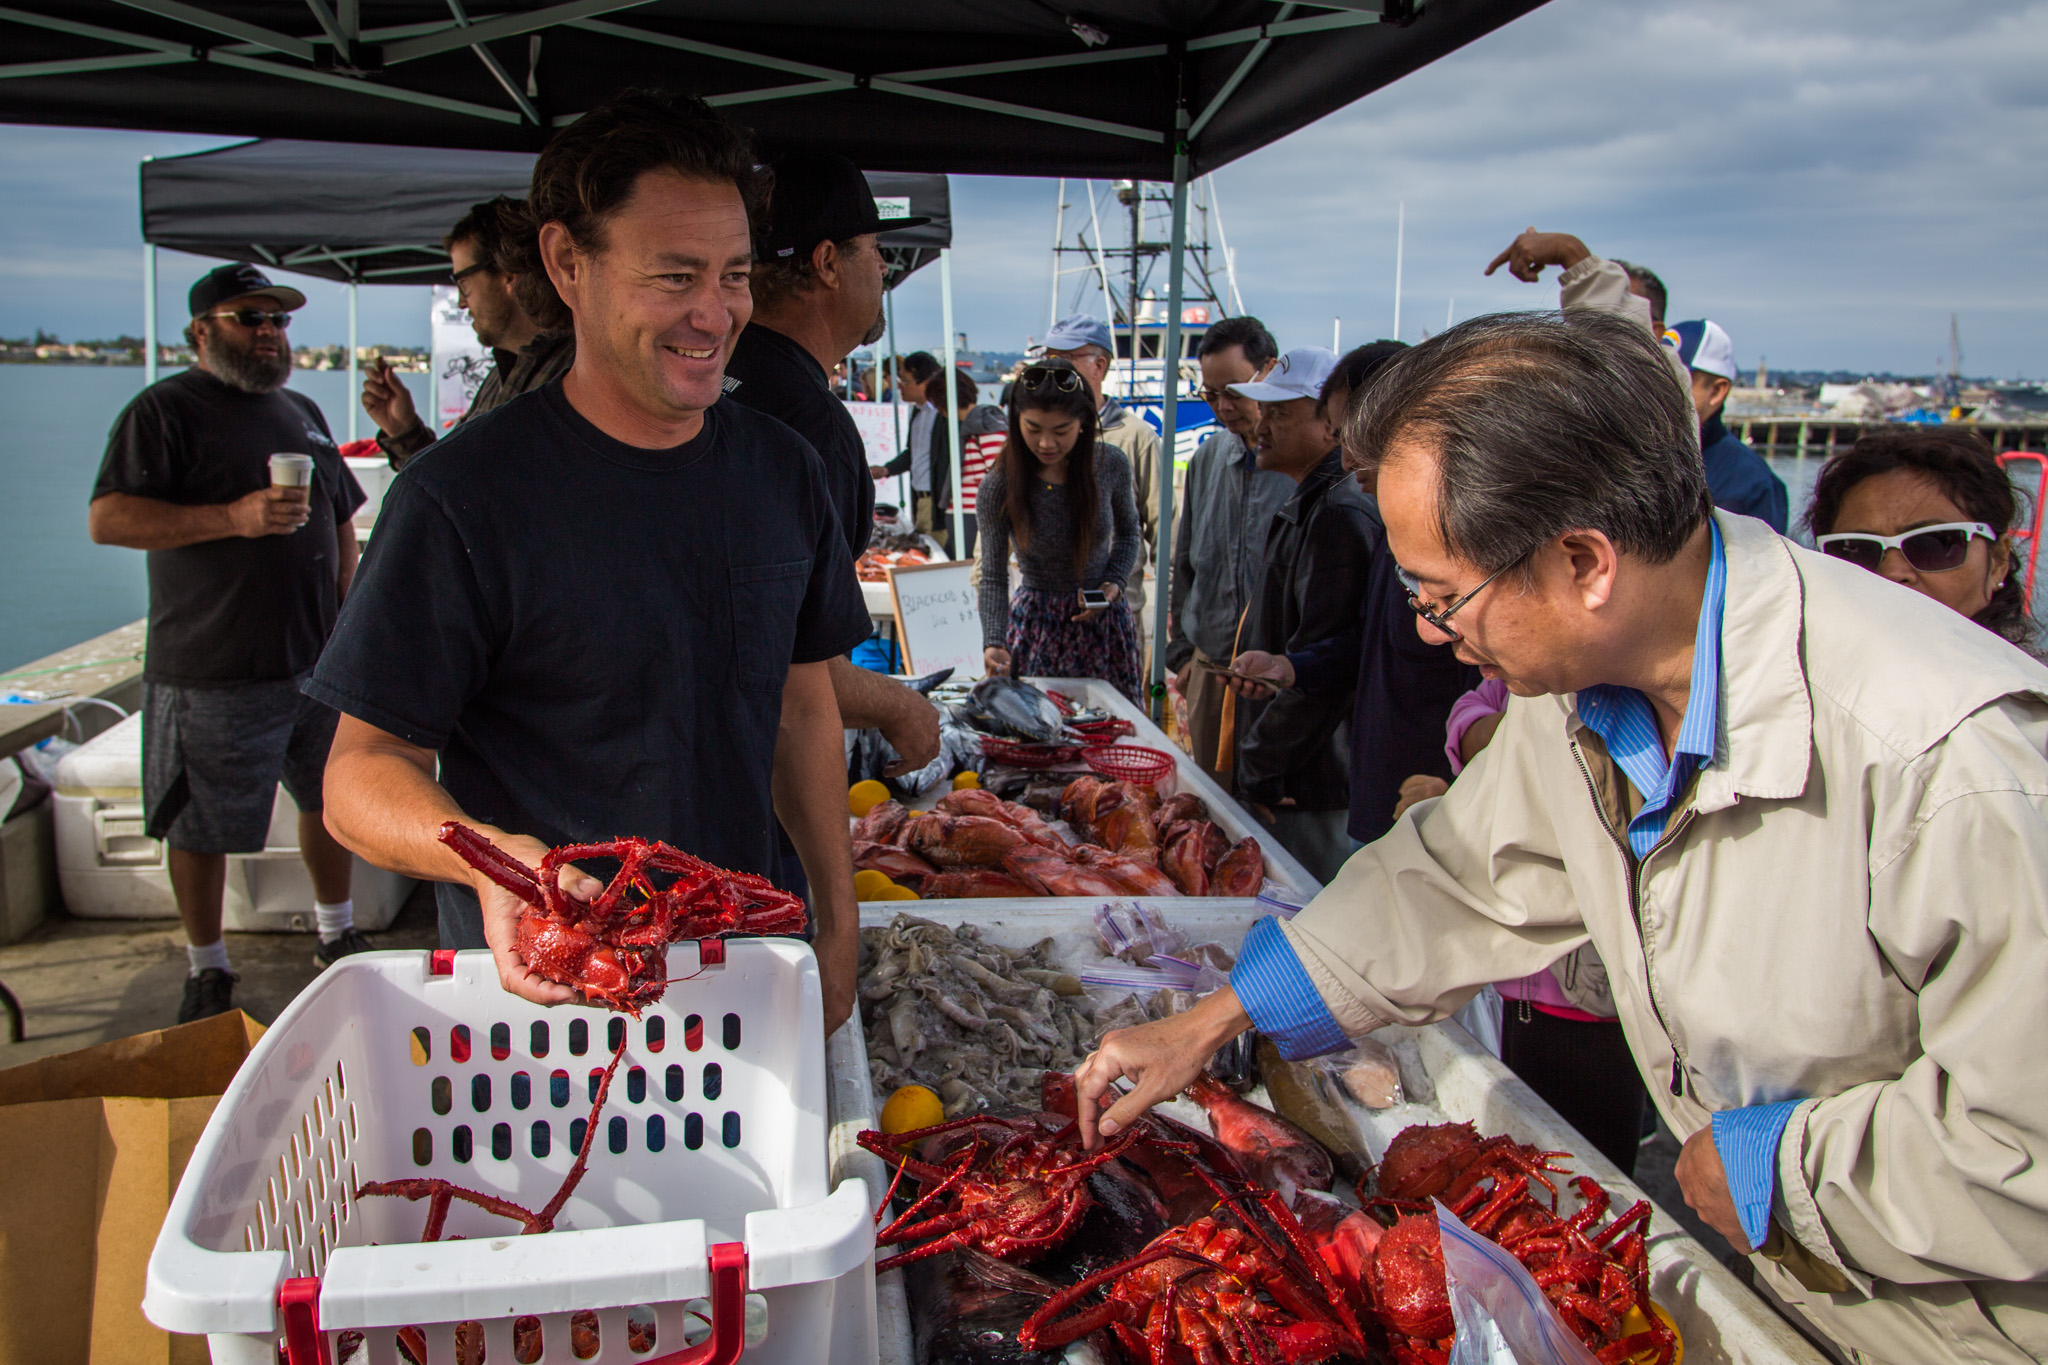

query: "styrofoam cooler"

left=145, top=939, right=876, bottom=1364
left=51, top=712, right=411, bottom=931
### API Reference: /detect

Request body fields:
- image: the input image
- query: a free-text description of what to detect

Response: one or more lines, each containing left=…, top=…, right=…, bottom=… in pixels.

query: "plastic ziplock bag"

left=1308, top=1035, right=1404, bottom=1109
left=1437, top=1199, right=1601, bottom=1365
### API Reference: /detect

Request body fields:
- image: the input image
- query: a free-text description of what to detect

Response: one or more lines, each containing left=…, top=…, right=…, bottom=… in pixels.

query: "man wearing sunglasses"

left=90, top=262, right=372, bottom=1021
left=361, top=197, right=574, bottom=470
left=1079, top=242, right=2048, bottom=1363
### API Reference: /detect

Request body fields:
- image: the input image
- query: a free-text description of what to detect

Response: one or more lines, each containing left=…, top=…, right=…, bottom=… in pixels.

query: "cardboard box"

left=0, top=1011, right=263, bottom=1365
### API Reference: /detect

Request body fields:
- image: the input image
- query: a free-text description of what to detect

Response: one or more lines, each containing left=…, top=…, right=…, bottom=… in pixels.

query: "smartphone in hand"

left=1078, top=589, right=1112, bottom=611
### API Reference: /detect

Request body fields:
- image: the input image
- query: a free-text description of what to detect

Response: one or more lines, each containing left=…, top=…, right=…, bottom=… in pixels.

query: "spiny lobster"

left=858, top=1114, right=1149, bottom=1273
left=356, top=1041, right=633, bottom=1365
left=1017, top=1168, right=1369, bottom=1365
left=440, top=822, right=808, bottom=1013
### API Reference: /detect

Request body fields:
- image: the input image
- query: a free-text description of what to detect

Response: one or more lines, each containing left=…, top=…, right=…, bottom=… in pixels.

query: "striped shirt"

left=1573, top=518, right=1727, bottom=859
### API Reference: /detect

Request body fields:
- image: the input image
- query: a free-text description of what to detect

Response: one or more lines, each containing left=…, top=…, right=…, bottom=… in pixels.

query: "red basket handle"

left=278, top=1277, right=330, bottom=1365
left=649, top=1242, right=750, bottom=1365
left=276, top=1244, right=749, bottom=1365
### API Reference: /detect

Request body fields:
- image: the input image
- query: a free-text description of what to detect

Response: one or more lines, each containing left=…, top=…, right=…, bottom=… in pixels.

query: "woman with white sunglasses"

left=1805, top=427, right=2037, bottom=654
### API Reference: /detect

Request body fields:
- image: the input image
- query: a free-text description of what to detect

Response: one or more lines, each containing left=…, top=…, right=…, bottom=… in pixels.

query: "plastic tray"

left=853, top=902, right=1829, bottom=1365
left=145, top=941, right=875, bottom=1364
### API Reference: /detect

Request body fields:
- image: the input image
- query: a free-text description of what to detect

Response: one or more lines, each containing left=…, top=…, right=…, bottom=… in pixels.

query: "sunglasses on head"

left=1817, top=521, right=1996, bottom=574
left=206, top=309, right=291, bottom=329
left=1020, top=364, right=1085, bottom=394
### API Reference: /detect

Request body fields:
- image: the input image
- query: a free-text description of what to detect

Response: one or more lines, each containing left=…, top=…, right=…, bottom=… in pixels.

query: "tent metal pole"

left=885, top=278, right=903, bottom=511
left=143, top=243, right=157, bottom=386
left=347, top=281, right=359, bottom=441
left=1152, top=114, right=1190, bottom=716
left=939, top=246, right=966, bottom=559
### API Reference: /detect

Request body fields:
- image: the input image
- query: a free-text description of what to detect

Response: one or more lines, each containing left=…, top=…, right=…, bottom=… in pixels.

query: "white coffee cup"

left=269, top=453, right=314, bottom=504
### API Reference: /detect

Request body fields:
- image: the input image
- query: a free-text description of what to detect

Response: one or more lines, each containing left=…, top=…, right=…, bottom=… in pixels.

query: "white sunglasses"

left=1816, top=521, right=1996, bottom=574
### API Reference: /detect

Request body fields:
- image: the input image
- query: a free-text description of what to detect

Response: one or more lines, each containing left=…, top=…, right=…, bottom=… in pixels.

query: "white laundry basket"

left=144, top=939, right=875, bottom=1364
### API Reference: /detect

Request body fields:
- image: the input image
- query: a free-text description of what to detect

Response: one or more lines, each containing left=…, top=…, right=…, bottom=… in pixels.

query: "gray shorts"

left=143, top=677, right=337, bottom=854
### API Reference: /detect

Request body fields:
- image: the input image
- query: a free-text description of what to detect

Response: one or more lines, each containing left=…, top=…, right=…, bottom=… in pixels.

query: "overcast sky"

left=2, top=0, right=2042, bottom=377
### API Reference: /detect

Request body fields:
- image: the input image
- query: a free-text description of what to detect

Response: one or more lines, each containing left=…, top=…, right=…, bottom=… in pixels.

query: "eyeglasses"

left=1396, top=562, right=1512, bottom=642
left=1817, top=522, right=1996, bottom=574
left=1020, top=365, right=1085, bottom=394
left=205, top=309, right=291, bottom=329
left=1198, top=386, right=1241, bottom=404
left=450, top=261, right=492, bottom=286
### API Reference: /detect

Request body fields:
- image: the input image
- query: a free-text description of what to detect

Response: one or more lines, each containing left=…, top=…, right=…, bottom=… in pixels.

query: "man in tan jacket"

left=1078, top=235, right=2048, bottom=1363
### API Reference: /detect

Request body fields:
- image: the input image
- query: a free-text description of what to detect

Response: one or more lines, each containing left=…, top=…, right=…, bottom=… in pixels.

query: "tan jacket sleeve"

left=1558, top=254, right=1696, bottom=432
left=1778, top=698, right=2048, bottom=1288
left=1278, top=696, right=1593, bottom=1034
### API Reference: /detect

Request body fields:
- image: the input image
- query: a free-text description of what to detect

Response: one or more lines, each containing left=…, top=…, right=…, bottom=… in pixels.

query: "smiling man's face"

left=553, top=168, right=754, bottom=433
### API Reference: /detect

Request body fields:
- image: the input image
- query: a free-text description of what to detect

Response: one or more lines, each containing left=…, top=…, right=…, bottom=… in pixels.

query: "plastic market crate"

left=145, top=940, right=875, bottom=1364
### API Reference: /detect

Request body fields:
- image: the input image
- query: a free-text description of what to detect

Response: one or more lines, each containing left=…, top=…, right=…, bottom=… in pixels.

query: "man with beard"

left=360, top=196, right=573, bottom=469
left=725, top=149, right=941, bottom=861
left=90, top=263, right=371, bottom=1022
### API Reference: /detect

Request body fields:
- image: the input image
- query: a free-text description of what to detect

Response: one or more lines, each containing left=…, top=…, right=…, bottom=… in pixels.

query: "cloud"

left=4, top=0, right=2044, bottom=375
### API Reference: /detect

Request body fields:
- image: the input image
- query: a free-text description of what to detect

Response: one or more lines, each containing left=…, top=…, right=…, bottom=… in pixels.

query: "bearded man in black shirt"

left=312, top=92, right=872, bottom=1034
left=90, top=262, right=371, bottom=1023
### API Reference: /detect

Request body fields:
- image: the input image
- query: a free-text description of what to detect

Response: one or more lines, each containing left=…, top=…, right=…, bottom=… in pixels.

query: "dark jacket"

left=1235, top=450, right=1383, bottom=810
left=1700, top=411, right=1788, bottom=532
left=379, top=328, right=574, bottom=469
left=1167, top=429, right=1295, bottom=671
left=1290, top=553, right=1483, bottom=843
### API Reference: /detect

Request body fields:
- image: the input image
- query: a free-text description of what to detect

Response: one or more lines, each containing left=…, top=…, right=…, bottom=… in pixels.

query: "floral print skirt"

left=1005, top=586, right=1142, bottom=703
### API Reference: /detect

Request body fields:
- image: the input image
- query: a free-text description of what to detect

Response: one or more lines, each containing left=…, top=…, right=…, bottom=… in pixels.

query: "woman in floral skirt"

left=978, top=358, right=1144, bottom=700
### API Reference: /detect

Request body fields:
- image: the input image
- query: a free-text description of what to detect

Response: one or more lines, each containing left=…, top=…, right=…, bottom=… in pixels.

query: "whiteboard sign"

left=888, top=560, right=984, bottom=678
left=842, top=399, right=907, bottom=466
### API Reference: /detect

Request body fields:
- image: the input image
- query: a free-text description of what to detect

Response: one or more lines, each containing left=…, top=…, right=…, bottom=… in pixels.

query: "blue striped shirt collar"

left=1575, top=521, right=1727, bottom=852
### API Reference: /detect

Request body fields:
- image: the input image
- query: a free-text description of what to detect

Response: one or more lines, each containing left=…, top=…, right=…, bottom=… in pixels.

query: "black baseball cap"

left=188, top=262, right=306, bottom=318
left=756, top=151, right=929, bottom=261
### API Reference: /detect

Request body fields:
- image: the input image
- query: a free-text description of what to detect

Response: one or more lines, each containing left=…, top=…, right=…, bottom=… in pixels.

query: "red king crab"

left=440, top=822, right=807, bottom=1013
left=1364, top=1123, right=1677, bottom=1365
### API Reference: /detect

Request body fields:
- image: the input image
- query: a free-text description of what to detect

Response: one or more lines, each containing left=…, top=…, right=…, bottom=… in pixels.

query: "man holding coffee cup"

left=90, top=262, right=373, bottom=1022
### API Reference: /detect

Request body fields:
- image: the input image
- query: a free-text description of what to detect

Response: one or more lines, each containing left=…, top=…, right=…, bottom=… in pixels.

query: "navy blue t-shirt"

left=306, top=382, right=871, bottom=895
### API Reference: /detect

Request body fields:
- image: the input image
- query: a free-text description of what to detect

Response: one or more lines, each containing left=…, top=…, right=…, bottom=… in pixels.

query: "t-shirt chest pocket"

left=730, top=559, right=811, bottom=693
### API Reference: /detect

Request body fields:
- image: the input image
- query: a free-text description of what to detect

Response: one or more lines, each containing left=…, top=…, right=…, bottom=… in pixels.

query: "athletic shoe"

left=314, top=928, right=377, bottom=968
left=178, top=968, right=238, bottom=1023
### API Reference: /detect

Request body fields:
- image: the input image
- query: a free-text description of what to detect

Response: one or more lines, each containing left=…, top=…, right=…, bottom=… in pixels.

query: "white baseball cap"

left=1663, top=320, right=1736, bottom=382
left=1228, top=346, right=1338, bottom=403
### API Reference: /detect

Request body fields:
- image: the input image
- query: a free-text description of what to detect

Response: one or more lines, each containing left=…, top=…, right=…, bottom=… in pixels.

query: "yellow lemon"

left=1618, top=1303, right=1681, bottom=1365
left=847, top=779, right=891, bottom=817
left=880, top=1084, right=946, bottom=1134
left=951, top=770, right=982, bottom=790
left=853, top=869, right=896, bottom=901
left=881, top=885, right=921, bottom=901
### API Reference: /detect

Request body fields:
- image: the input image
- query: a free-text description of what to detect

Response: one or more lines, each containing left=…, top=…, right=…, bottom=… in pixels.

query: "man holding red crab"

left=310, top=90, right=871, bottom=1033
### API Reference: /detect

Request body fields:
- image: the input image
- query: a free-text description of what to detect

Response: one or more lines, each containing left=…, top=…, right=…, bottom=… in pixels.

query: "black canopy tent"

left=2, top=2, right=1542, bottom=180
left=137, top=137, right=952, bottom=440
left=138, top=140, right=954, bottom=286
left=15, top=0, right=1550, bottom=696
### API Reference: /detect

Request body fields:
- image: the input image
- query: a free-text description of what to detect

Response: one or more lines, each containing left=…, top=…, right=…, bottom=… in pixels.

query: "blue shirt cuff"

left=1711, top=1100, right=1802, bottom=1250
left=1230, top=916, right=1350, bottom=1060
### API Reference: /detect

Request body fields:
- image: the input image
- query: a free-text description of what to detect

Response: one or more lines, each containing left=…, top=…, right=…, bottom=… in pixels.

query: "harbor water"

left=2, top=364, right=2037, bottom=675
left=0, top=365, right=428, bottom=674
